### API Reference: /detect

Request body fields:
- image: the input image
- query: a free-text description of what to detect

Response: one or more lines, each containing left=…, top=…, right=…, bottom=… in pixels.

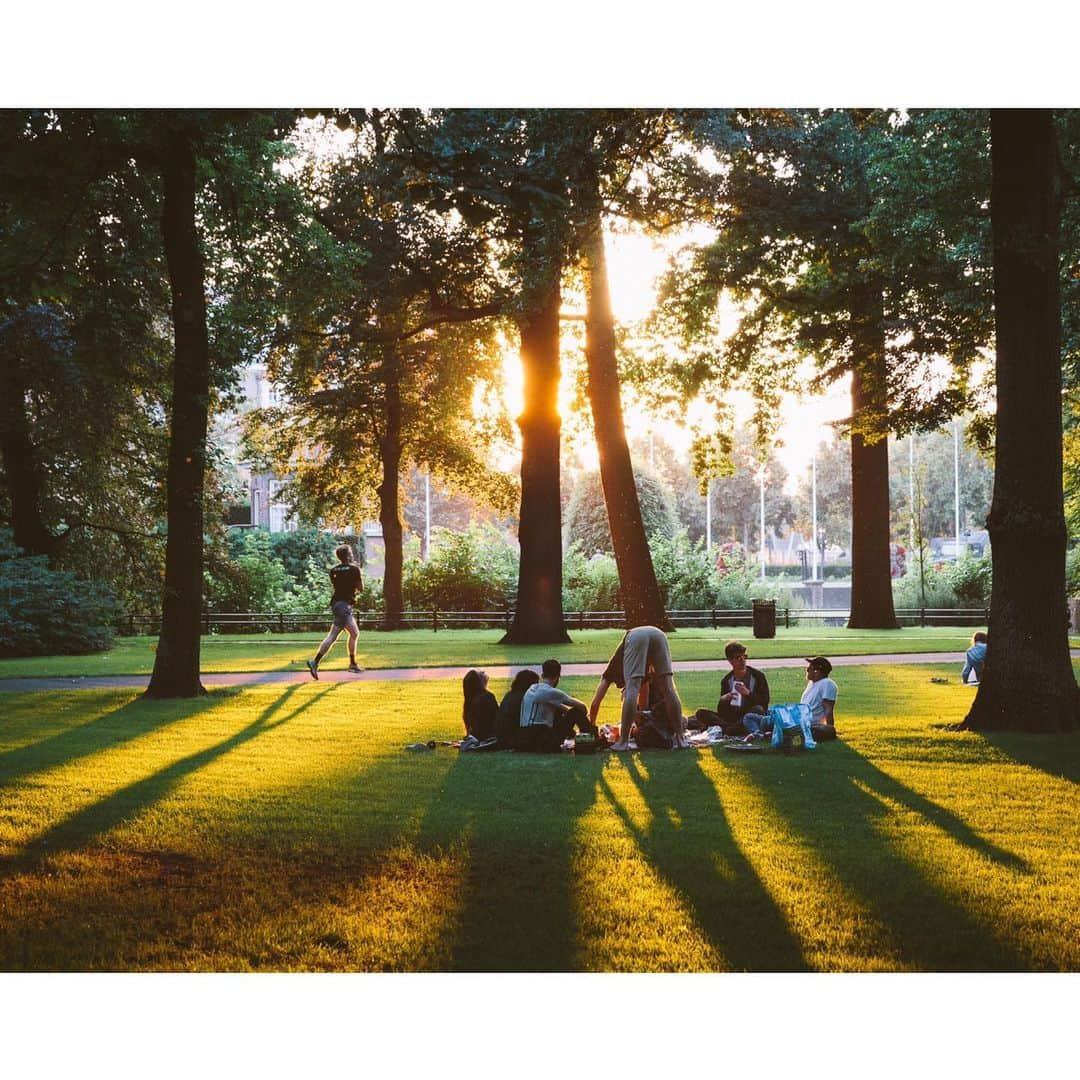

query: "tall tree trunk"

left=580, top=202, right=669, bottom=630
left=145, top=127, right=209, bottom=699
left=378, top=359, right=405, bottom=631
left=963, top=109, right=1079, bottom=733
left=847, top=288, right=900, bottom=630
left=0, top=349, right=57, bottom=559
left=501, top=272, right=571, bottom=644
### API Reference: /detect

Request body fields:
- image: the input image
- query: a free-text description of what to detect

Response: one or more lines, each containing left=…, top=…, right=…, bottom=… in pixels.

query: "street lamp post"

left=811, top=446, right=819, bottom=580
left=705, top=477, right=712, bottom=557
left=953, top=418, right=961, bottom=558
left=424, top=472, right=431, bottom=561
left=759, top=465, right=767, bottom=580
left=909, top=434, right=916, bottom=558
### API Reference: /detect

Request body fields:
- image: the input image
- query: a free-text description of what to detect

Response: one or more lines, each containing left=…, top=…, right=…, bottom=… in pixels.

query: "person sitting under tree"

left=961, top=631, right=988, bottom=685
left=306, top=544, right=364, bottom=679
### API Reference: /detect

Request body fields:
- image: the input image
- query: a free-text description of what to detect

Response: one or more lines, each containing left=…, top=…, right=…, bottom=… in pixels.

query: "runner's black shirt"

left=330, top=563, right=363, bottom=604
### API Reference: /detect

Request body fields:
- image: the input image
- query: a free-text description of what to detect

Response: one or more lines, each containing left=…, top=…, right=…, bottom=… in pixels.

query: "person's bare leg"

left=316, top=625, right=342, bottom=660
left=611, top=675, right=643, bottom=751
left=658, top=674, right=690, bottom=747
left=308, top=624, right=342, bottom=678
left=345, top=620, right=362, bottom=670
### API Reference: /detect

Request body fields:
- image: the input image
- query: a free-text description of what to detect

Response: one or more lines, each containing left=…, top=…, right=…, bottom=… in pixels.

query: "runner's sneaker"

left=348, top=664, right=364, bottom=674
left=306, top=659, right=319, bottom=680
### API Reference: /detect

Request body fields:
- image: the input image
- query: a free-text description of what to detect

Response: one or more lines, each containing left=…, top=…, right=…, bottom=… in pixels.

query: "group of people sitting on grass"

left=460, top=625, right=840, bottom=753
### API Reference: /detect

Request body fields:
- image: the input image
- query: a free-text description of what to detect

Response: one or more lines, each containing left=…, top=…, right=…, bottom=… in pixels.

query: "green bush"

left=649, top=530, right=718, bottom=610
left=563, top=469, right=677, bottom=556
left=204, top=528, right=365, bottom=614
left=562, top=545, right=621, bottom=611
left=892, top=555, right=962, bottom=609
left=402, top=524, right=517, bottom=610
left=1068, top=546, right=1080, bottom=598
left=278, top=555, right=340, bottom=614
left=0, top=530, right=119, bottom=656
left=268, top=528, right=362, bottom=585
left=278, top=548, right=381, bottom=615
left=948, top=553, right=992, bottom=606
left=205, top=529, right=296, bottom=612
left=721, top=552, right=799, bottom=613
left=890, top=548, right=992, bottom=610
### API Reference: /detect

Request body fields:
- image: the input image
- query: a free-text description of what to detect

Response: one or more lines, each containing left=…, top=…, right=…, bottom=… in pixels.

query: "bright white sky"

left=605, top=229, right=852, bottom=483
left=496, top=225, right=852, bottom=492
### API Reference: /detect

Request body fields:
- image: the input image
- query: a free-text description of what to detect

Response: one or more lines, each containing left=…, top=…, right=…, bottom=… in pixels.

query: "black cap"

left=804, top=656, right=833, bottom=675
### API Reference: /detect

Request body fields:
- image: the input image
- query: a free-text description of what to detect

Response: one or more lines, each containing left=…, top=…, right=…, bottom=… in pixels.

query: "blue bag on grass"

left=768, top=703, right=816, bottom=750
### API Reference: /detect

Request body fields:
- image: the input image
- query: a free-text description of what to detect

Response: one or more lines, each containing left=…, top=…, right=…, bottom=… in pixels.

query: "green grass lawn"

left=0, top=625, right=1009, bottom=680
left=1, top=662, right=1076, bottom=972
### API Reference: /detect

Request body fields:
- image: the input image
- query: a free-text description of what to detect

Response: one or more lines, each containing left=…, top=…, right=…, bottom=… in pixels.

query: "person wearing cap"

left=589, top=625, right=690, bottom=750
left=800, top=655, right=838, bottom=727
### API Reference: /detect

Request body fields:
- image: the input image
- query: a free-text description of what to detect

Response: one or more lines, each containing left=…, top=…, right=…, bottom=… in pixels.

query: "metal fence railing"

left=116, top=605, right=991, bottom=636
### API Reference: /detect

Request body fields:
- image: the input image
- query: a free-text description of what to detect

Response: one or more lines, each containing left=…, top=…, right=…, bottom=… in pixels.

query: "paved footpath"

left=0, top=651, right=997, bottom=693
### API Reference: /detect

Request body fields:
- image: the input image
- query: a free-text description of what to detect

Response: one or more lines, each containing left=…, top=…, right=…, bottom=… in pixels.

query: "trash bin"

left=752, top=598, right=776, bottom=639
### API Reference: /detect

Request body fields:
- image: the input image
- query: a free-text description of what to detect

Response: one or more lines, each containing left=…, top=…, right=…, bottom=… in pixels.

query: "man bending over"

left=590, top=625, right=690, bottom=750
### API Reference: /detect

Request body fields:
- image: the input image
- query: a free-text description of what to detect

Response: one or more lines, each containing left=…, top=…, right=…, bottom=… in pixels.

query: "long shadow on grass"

left=740, top=742, right=1031, bottom=970
left=840, top=745, right=1027, bottom=872
left=980, top=732, right=1080, bottom=785
left=0, top=691, right=228, bottom=788
left=599, top=753, right=807, bottom=971
left=0, top=684, right=330, bottom=878
left=411, top=752, right=599, bottom=971
left=0, top=722, right=454, bottom=972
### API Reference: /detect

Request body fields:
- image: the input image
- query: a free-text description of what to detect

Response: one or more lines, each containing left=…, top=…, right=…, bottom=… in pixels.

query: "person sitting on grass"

left=306, top=544, right=363, bottom=679
left=589, top=625, right=690, bottom=751
left=495, top=669, right=540, bottom=749
left=692, top=639, right=770, bottom=736
left=961, top=631, right=988, bottom=685
left=744, top=655, right=839, bottom=742
left=518, top=658, right=594, bottom=753
left=800, top=655, right=838, bottom=731
left=462, top=669, right=498, bottom=742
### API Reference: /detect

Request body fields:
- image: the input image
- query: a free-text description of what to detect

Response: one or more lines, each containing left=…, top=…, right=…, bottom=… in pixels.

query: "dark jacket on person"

left=716, top=666, right=770, bottom=725
left=495, top=689, right=527, bottom=748
left=465, top=689, right=498, bottom=741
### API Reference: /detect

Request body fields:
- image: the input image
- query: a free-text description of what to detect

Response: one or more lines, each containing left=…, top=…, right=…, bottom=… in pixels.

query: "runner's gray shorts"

left=621, top=625, right=673, bottom=680
left=332, top=600, right=355, bottom=629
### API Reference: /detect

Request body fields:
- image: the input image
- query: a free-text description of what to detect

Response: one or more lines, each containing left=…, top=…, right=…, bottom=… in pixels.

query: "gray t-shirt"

left=520, top=683, right=585, bottom=728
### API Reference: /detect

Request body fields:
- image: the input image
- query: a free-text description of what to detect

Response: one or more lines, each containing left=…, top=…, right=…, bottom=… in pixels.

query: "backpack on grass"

left=768, top=703, right=816, bottom=750
left=635, top=712, right=674, bottom=749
